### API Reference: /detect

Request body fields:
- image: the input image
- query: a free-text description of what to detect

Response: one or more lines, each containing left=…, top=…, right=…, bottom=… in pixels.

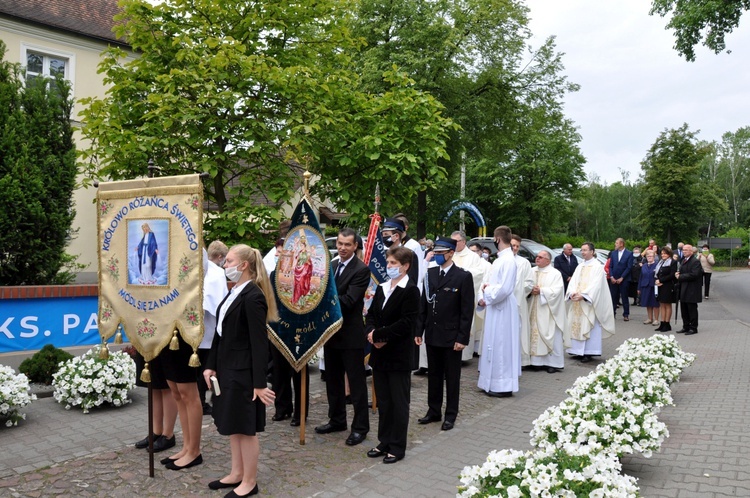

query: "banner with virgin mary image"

left=96, top=174, right=204, bottom=362
left=270, top=198, right=343, bottom=371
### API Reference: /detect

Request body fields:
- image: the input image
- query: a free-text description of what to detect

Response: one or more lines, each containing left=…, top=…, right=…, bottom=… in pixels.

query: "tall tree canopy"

left=640, top=124, right=726, bottom=244
left=79, top=0, right=454, bottom=244
left=650, top=0, right=750, bottom=61
left=0, top=41, right=77, bottom=285
left=348, top=0, right=584, bottom=237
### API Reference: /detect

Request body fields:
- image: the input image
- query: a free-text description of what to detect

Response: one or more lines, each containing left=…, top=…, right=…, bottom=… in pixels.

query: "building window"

left=26, top=51, right=68, bottom=86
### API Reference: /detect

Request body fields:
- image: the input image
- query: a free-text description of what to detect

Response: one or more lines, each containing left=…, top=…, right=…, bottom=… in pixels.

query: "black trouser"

left=425, top=344, right=462, bottom=423
left=680, top=301, right=699, bottom=331
left=323, top=345, right=369, bottom=433
left=270, top=345, right=309, bottom=420
left=703, top=273, right=712, bottom=297
left=373, top=369, right=410, bottom=458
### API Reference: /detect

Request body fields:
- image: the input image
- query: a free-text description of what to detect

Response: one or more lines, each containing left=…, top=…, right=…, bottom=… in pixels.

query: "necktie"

left=336, top=263, right=344, bottom=279
left=438, top=269, right=445, bottom=284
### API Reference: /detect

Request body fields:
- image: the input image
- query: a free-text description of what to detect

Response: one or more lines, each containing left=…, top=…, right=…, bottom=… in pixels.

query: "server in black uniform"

left=315, top=228, right=371, bottom=446
left=415, top=236, right=475, bottom=431
left=204, top=244, right=277, bottom=497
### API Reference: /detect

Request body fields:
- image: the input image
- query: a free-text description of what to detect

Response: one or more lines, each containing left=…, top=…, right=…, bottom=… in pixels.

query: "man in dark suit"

left=608, top=238, right=633, bottom=321
left=415, top=236, right=475, bottom=431
left=675, top=244, right=703, bottom=335
left=553, top=243, right=578, bottom=293
left=315, top=228, right=371, bottom=446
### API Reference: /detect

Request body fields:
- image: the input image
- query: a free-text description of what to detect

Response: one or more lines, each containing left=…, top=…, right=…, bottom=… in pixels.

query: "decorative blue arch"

left=443, top=201, right=487, bottom=236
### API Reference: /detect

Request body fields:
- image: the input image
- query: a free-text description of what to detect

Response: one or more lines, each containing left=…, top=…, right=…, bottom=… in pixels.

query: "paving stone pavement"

left=1, top=271, right=748, bottom=497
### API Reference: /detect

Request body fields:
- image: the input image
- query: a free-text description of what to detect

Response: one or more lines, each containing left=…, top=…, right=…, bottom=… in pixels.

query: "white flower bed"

left=52, top=348, right=136, bottom=414
left=459, top=334, right=695, bottom=497
left=0, top=365, right=37, bottom=427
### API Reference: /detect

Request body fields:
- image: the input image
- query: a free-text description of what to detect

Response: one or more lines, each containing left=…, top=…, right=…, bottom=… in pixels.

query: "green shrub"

left=18, top=345, right=74, bottom=385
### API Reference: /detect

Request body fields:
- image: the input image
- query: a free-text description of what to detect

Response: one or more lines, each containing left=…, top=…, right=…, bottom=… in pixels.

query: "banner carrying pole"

left=299, top=365, right=307, bottom=445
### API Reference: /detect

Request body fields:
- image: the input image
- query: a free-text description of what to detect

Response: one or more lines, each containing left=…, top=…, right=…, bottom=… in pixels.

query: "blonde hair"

left=229, top=244, right=279, bottom=323
left=644, top=249, right=655, bottom=258
left=207, top=240, right=228, bottom=261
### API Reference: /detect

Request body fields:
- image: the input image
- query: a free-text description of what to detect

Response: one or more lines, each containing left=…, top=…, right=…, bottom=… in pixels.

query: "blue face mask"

left=434, top=253, right=446, bottom=266
left=386, top=267, right=401, bottom=280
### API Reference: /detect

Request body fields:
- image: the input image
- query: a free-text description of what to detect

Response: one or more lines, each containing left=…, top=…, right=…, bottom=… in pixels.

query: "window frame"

left=20, top=43, right=76, bottom=96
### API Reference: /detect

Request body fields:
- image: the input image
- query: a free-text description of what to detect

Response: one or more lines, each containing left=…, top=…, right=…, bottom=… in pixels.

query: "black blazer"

left=678, top=255, right=703, bottom=303
left=553, top=253, right=578, bottom=289
left=365, top=281, right=420, bottom=371
left=206, top=282, right=269, bottom=390
left=416, top=265, right=475, bottom=348
left=327, top=256, right=370, bottom=350
left=655, top=259, right=676, bottom=303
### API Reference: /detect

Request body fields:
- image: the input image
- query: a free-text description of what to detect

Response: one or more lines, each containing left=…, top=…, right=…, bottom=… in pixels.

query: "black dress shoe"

left=413, top=367, right=428, bottom=376
left=418, top=414, right=441, bottom=424
left=546, top=367, right=561, bottom=374
left=134, top=434, right=159, bottom=449
left=441, top=421, right=454, bottom=431
left=314, top=422, right=347, bottom=434
left=272, top=412, right=291, bottom=421
left=579, top=355, right=592, bottom=363
left=165, top=454, right=203, bottom=470
left=383, top=454, right=403, bottom=464
left=225, top=484, right=258, bottom=498
left=367, top=448, right=386, bottom=458
left=290, top=418, right=300, bottom=427
left=684, top=329, right=698, bottom=335
left=208, top=479, right=242, bottom=490
left=676, top=329, right=688, bottom=334
left=345, top=431, right=367, bottom=446
left=487, top=391, right=512, bottom=398
left=152, top=435, right=176, bottom=453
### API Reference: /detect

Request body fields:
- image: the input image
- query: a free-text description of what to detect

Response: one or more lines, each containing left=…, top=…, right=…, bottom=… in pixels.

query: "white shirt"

left=217, top=280, right=250, bottom=336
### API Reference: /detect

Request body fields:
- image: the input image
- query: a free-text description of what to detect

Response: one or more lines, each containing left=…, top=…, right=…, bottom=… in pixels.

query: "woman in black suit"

left=364, top=246, right=420, bottom=464
left=654, top=246, right=676, bottom=332
left=204, top=244, right=278, bottom=498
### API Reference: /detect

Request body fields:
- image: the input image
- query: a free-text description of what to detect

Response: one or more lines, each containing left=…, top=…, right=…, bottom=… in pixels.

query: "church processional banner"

left=270, top=198, right=342, bottom=371
left=97, top=175, right=204, bottom=363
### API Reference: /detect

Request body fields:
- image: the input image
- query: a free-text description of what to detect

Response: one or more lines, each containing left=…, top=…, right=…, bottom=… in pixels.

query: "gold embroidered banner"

left=97, top=175, right=204, bottom=362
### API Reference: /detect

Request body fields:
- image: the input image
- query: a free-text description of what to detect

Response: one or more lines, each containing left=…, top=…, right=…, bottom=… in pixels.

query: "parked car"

left=552, top=246, right=606, bottom=265
left=467, top=237, right=556, bottom=267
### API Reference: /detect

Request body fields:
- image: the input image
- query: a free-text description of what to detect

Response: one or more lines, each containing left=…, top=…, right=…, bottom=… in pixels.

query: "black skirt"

left=135, top=351, right=168, bottom=390
left=161, top=334, right=199, bottom=384
left=212, top=366, right=266, bottom=436
left=656, top=282, right=677, bottom=304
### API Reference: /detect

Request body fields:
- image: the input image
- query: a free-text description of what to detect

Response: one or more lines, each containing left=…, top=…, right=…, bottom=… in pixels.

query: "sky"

left=527, top=1, right=750, bottom=185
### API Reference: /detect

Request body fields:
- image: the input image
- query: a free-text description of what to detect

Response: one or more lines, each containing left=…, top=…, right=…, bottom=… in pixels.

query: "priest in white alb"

left=510, top=235, right=534, bottom=367
left=565, top=242, right=615, bottom=362
left=451, top=231, right=489, bottom=361
left=477, top=226, right=519, bottom=397
left=528, top=250, right=568, bottom=373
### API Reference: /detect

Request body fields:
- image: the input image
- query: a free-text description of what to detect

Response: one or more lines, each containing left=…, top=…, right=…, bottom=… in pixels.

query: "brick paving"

left=1, top=270, right=748, bottom=497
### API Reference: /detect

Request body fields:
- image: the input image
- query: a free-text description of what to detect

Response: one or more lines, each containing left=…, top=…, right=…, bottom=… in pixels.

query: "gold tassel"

left=99, top=344, right=109, bottom=360
left=141, top=362, right=151, bottom=383
left=114, top=331, right=123, bottom=344
left=188, top=351, right=201, bottom=368
left=170, top=330, right=179, bottom=350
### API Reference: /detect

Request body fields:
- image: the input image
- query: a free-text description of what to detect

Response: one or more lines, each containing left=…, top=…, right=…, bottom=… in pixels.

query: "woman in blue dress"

left=638, top=249, right=660, bottom=325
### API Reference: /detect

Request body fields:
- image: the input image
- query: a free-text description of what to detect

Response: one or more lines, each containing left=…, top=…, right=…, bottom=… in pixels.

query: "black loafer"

left=418, top=414, right=441, bottom=424
left=684, top=329, right=698, bottom=335
left=290, top=418, right=300, bottom=427
left=579, top=355, right=592, bottom=363
left=208, top=479, right=242, bottom=490
left=367, top=448, right=385, bottom=458
left=675, top=329, right=687, bottom=334
left=345, top=431, right=367, bottom=446
left=314, top=422, right=347, bottom=434
left=546, top=367, right=561, bottom=374
left=383, top=454, right=403, bottom=464
left=165, top=454, right=203, bottom=470
left=224, top=484, right=258, bottom=497
left=272, top=412, right=291, bottom=421
left=134, top=434, right=159, bottom=449
left=441, top=421, right=454, bottom=431
left=487, top=391, right=512, bottom=398
left=160, top=456, right=178, bottom=465
left=152, top=435, right=176, bottom=453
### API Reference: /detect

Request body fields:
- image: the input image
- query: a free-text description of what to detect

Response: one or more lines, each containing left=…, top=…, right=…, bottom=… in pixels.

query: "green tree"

left=0, top=41, right=78, bottom=285
left=347, top=0, right=583, bottom=236
left=79, top=0, right=454, bottom=245
left=650, top=0, right=750, bottom=61
left=716, top=127, right=750, bottom=225
left=640, top=124, right=726, bottom=244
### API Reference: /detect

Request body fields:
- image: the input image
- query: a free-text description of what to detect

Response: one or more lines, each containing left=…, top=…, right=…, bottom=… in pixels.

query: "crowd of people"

left=131, top=222, right=713, bottom=496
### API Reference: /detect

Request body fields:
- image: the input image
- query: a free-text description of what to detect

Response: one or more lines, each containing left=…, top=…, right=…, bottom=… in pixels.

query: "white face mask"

left=225, top=265, right=242, bottom=282
left=633, top=252, right=641, bottom=257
